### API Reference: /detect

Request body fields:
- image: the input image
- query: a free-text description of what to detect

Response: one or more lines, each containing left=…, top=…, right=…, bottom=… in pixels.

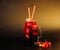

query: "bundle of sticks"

left=26, top=5, right=36, bottom=21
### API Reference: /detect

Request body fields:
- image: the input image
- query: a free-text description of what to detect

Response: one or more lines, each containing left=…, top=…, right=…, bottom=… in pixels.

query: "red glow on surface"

left=41, top=42, right=51, bottom=48
left=25, top=34, right=30, bottom=38
left=32, top=25, right=37, bottom=30
left=26, top=28, right=30, bottom=33
left=33, top=32, right=38, bottom=36
left=34, top=41, right=51, bottom=48
left=42, top=44, right=46, bottom=48
left=37, top=42, right=40, bottom=45
left=26, top=22, right=32, bottom=26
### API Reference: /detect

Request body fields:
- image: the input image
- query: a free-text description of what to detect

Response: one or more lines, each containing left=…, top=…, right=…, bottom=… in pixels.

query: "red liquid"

left=24, top=20, right=38, bottom=38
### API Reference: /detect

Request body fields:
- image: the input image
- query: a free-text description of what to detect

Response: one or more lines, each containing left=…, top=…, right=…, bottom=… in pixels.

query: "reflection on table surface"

left=25, top=41, right=60, bottom=50
left=0, top=38, right=60, bottom=50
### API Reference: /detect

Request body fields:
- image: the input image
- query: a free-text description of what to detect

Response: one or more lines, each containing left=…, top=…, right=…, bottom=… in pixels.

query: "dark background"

left=0, top=0, right=60, bottom=50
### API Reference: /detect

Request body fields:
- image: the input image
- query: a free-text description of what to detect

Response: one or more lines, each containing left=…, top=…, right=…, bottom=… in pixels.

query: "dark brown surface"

left=0, top=31, right=60, bottom=50
left=0, top=0, right=60, bottom=50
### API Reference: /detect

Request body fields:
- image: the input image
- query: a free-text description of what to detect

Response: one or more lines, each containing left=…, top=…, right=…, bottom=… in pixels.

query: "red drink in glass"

left=24, top=19, right=38, bottom=45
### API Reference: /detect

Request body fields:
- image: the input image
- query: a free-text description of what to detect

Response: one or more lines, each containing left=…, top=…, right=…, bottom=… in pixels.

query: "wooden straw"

left=31, top=5, right=36, bottom=20
left=28, top=7, right=30, bottom=18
